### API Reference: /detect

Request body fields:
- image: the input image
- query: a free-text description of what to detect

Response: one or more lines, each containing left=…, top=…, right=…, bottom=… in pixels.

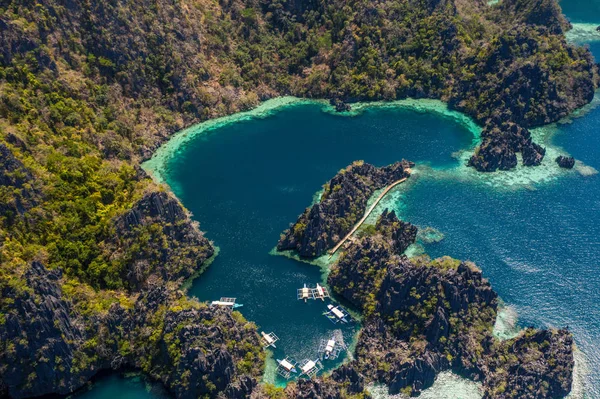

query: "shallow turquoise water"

left=160, top=104, right=475, bottom=384
left=71, top=3, right=600, bottom=394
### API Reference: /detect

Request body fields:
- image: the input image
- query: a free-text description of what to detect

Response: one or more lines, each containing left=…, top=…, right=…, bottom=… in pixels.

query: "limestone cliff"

left=277, top=160, right=413, bottom=257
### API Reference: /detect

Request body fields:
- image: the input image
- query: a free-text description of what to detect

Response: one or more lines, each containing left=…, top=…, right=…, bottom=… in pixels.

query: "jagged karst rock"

left=522, top=141, right=546, bottom=166
left=556, top=155, right=575, bottom=169
left=328, top=210, right=418, bottom=308
left=106, top=191, right=214, bottom=291
left=498, top=0, right=571, bottom=34
left=484, top=328, right=574, bottom=399
left=375, top=209, right=418, bottom=254
left=278, top=160, right=413, bottom=257
left=0, top=266, right=263, bottom=399
left=469, top=121, right=545, bottom=171
left=330, top=98, right=352, bottom=112
left=130, top=286, right=263, bottom=399
left=326, top=213, right=574, bottom=398
left=330, top=364, right=366, bottom=394
left=0, top=262, right=93, bottom=399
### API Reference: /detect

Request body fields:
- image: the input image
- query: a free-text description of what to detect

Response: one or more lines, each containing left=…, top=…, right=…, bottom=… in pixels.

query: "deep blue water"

left=401, top=105, right=600, bottom=397
left=163, top=104, right=473, bottom=382
left=561, top=0, right=600, bottom=23
left=72, top=1, right=600, bottom=396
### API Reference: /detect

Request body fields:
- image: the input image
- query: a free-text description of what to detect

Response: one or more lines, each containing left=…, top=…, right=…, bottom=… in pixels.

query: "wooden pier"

left=328, top=176, right=409, bottom=258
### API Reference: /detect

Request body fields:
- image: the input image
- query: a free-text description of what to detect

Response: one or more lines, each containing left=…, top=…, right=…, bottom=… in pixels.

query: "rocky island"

left=277, top=160, right=413, bottom=258
left=0, top=0, right=593, bottom=396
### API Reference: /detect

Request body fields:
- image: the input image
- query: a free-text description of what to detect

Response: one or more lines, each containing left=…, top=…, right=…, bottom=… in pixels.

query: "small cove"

left=73, top=2, right=600, bottom=391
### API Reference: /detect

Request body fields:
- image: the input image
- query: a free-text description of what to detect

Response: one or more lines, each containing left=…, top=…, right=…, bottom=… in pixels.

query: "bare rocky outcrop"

left=277, top=160, right=413, bottom=258
left=282, top=365, right=369, bottom=399
left=0, top=264, right=263, bottom=399
left=556, top=155, right=575, bottom=169
left=0, top=262, right=92, bottom=399
left=468, top=121, right=546, bottom=171
left=324, top=199, right=573, bottom=398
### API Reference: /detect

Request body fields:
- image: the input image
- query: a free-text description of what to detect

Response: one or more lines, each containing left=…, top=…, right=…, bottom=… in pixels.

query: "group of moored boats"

left=211, top=283, right=352, bottom=380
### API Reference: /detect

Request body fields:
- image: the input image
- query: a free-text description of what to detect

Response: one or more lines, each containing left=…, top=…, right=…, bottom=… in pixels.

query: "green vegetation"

left=0, top=0, right=587, bottom=396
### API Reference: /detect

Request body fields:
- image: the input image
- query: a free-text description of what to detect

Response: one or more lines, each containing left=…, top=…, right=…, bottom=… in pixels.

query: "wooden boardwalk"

left=328, top=176, right=408, bottom=258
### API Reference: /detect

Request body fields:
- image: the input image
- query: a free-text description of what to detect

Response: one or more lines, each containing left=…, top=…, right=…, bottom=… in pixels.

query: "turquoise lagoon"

left=74, top=3, right=600, bottom=396
left=76, top=99, right=600, bottom=398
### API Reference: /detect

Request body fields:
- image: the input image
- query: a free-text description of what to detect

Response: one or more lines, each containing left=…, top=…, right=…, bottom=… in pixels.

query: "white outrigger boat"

left=298, top=359, right=323, bottom=378
left=297, top=283, right=313, bottom=302
left=314, top=283, right=329, bottom=301
left=210, top=297, right=243, bottom=309
left=297, top=283, right=330, bottom=302
left=276, top=357, right=298, bottom=379
left=324, top=304, right=351, bottom=324
left=318, top=329, right=345, bottom=360
left=260, top=331, right=279, bottom=349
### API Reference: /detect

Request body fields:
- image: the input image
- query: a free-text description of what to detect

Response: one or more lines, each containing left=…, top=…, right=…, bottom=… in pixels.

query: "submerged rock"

left=330, top=98, right=352, bottom=112
left=556, top=155, right=575, bottom=169
left=277, top=160, right=413, bottom=257
left=417, top=226, right=445, bottom=244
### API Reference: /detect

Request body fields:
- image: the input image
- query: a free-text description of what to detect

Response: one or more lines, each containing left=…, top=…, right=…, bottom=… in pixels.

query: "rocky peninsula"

left=278, top=161, right=574, bottom=398
left=277, top=160, right=413, bottom=257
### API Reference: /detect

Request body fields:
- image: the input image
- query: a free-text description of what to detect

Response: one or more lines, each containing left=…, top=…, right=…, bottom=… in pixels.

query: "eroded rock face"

left=499, top=0, right=571, bottom=35
left=277, top=160, right=413, bottom=257
left=329, top=98, right=351, bottom=112
left=375, top=209, right=418, bottom=254
left=484, top=329, right=574, bottom=399
left=468, top=121, right=545, bottom=172
left=556, top=155, right=575, bottom=169
left=129, top=286, right=263, bottom=399
left=106, top=191, right=215, bottom=291
left=283, top=366, right=370, bottom=399
left=0, top=266, right=262, bottom=399
left=327, top=215, right=574, bottom=398
left=0, top=262, right=92, bottom=399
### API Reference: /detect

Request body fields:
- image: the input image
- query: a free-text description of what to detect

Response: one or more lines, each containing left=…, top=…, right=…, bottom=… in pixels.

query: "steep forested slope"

left=0, top=0, right=596, bottom=397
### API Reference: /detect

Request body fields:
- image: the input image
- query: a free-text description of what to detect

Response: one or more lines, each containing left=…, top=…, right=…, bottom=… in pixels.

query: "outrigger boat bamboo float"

left=297, top=283, right=330, bottom=302
left=318, top=329, right=346, bottom=360
left=298, top=283, right=312, bottom=302
left=210, top=297, right=243, bottom=309
left=298, top=359, right=324, bottom=378
left=324, top=304, right=351, bottom=324
left=260, top=331, right=279, bottom=349
left=276, top=357, right=298, bottom=379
